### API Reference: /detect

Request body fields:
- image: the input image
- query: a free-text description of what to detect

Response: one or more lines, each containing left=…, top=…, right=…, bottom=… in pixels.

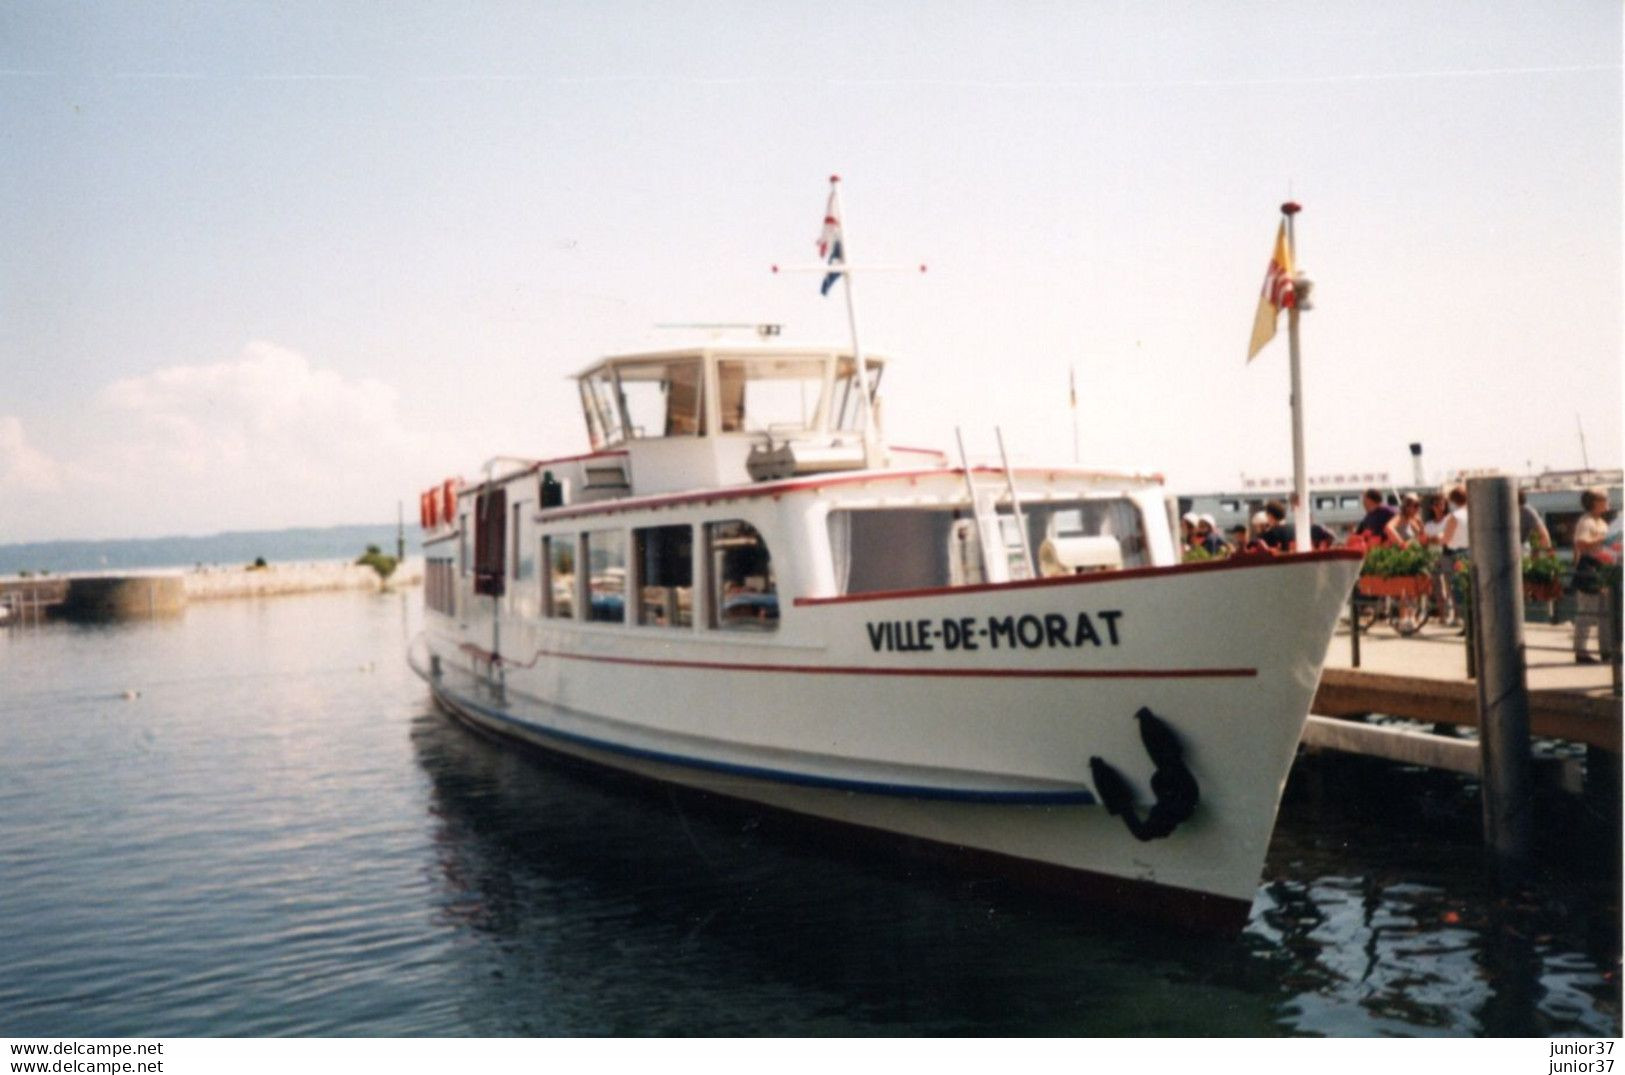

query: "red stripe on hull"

left=463, top=643, right=1256, bottom=680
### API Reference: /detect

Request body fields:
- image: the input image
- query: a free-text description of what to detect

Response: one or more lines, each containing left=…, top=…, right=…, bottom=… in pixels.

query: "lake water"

left=1, top=589, right=1618, bottom=1036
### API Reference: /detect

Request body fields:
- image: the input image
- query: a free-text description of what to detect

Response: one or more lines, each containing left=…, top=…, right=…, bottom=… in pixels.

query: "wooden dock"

left=1308, top=619, right=1620, bottom=760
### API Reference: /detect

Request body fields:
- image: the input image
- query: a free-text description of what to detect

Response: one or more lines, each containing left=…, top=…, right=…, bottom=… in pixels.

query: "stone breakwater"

left=2, top=559, right=424, bottom=622
left=184, top=558, right=424, bottom=601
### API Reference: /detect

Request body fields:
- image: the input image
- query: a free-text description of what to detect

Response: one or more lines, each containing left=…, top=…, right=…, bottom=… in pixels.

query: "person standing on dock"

left=1571, top=486, right=1616, bottom=665
left=1384, top=493, right=1425, bottom=546
left=1260, top=498, right=1334, bottom=551
left=1423, top=493, right=1458, bottom=625
left=1439, top=485, right=1470, bottom=558
left=1353, top=488, right=1397, bottom=541
left=1517, top=488, right=1553, bottom=554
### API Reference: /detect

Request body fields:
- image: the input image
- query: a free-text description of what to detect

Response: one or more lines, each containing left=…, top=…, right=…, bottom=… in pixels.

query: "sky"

left=1, top=1, right=1620, bottom=542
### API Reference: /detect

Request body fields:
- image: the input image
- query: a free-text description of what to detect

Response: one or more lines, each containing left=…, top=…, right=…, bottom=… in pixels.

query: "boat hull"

left=412, top=551, right=1362, bottom=930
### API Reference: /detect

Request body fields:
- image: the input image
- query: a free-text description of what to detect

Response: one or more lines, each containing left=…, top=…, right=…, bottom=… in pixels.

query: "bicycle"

left=1352, top=591, right=1432, bottom=636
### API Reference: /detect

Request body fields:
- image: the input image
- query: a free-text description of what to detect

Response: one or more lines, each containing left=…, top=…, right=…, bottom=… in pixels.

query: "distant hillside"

left=0, top=524, right=422, bottom=576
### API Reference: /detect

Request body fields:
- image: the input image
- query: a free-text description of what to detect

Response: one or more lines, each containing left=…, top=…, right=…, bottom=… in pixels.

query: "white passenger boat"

left=408, top=334, right=1362, bottom=931
left=409, top=184, right=1362, bottom=930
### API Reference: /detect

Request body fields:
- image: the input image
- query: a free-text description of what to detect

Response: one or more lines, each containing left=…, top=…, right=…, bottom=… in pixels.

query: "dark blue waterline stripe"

left=423, top=672, right=1097, bottom=807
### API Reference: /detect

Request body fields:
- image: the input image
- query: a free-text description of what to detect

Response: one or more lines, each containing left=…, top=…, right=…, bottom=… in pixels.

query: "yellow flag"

left=1247, top=221, right=1296, bottom=362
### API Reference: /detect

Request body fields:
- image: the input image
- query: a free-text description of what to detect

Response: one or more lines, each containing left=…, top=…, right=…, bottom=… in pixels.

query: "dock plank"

left=1313, top=620, right=1620, bottom=753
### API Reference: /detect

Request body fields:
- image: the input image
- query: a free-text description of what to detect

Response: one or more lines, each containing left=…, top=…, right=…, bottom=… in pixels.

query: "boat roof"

left=574, top=341, right=887, bottom=379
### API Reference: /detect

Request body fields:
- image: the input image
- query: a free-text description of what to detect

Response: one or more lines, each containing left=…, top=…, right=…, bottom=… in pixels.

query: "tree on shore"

left=356, top=544, right=398, bottom=583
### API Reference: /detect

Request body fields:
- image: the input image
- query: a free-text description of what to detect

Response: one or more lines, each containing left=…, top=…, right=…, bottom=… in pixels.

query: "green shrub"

left=1360, top=544, right=1437, bottom=578
left=1522, top=553, right=1563, bottom=585
left=356, top=544, right=398, bottom=581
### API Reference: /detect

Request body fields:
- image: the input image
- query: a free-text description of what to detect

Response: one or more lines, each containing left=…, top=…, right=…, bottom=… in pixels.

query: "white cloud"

left=0, top=416, right=62, bottom=493
left=5, top=342, right=487, bottom=541
left=97, top=341, right=418, bottom=476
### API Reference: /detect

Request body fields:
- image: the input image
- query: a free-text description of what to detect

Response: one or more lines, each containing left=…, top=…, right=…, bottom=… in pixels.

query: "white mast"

left=1283, top=201, right=1311, bottom=554
left=826, top=176, right=877, bottom=463
left=772, top=176, right=926, bottom=468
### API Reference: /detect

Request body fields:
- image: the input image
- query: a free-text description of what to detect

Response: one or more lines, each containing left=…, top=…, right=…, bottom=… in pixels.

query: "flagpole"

left=1069, top=365, right=1080, bottom=465
left=1283, top=201, right=1310, bottom=553
left=827, top=176, right=876, bottom=462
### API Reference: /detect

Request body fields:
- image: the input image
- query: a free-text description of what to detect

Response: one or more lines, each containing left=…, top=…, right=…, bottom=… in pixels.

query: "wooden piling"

left=1467, top=476, right=1533, bottom=882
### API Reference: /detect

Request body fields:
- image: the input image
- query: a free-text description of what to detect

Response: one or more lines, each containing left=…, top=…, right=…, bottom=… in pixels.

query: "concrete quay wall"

left=3, top=559, right=424, bottom=622
left=183, top=557, right=424, bottom=601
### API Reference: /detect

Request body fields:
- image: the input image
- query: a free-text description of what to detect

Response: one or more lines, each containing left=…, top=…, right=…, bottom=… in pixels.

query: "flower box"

left=1524, top=580, right=1563, bottom=602
left=1357, top=574, right=1431, bottom=599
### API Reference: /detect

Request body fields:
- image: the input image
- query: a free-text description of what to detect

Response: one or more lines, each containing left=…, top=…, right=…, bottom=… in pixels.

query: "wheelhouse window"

left=707, top=520, right=777, bottom=630
left=458, top=513, right=470, bottom=576
left=617, top=359, right=705, bottom=439
left=717, top=358, right=826, bottom=434
left=584, top=529, right=627, bottom=624
left=581, top=358, right=705, bottom=446
left=635, top=524, right=693, bottom=628
left=831, top=356, right=884, bottom=432
left=543, top=535, right=576, bottom=619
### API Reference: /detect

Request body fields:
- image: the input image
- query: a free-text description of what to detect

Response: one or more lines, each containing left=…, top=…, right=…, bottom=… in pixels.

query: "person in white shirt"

left=1572, top=487, right=1616, bottom=664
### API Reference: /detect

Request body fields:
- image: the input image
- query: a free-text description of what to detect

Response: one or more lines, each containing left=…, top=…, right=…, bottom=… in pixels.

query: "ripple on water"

left=0, top=590, right=1618, bottom=1036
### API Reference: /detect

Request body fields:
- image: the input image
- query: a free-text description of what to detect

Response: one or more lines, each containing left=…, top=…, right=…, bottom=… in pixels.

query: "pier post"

left=1467, top=476, right=1533, bottom=881
left=1348, top=587, right=1362, bottom=668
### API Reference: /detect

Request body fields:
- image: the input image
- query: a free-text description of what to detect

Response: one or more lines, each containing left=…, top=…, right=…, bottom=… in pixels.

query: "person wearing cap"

left=1196, top=514, right=1228, bottom=555
left=1180, top=512, right=1198, bottom=551
left=1248, top=511, right=1273, bottom=549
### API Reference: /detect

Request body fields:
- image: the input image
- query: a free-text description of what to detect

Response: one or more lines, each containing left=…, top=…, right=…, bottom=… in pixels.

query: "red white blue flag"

left=817, top=186, right=843, bottom=296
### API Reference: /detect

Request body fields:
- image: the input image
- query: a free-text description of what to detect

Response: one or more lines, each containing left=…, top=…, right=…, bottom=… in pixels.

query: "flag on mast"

left=1246, top=220, right=1296, bottom=361
left=817, top=184, right=844, bottom=296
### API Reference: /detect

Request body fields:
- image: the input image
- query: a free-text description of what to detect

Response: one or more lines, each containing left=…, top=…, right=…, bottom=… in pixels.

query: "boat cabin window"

left=510, top=498, right=537, bottom=617
left=828, top=498, right=1149, bottom=595
left=828, top=509, right=971, bottom=595
left=706, top=520, right=777, bottom=630
left=458, top=512, right=470, bottom=577
left=543, top=535, right=576, bottom=619
left=717, top=358, right=826, bottom=434
left=473, top=488, right=507, bottom=597
left=426, top=555, right=456, bottom=616
left=1030, top=500, right=1149, bottom=570
left=584, top=529, right=627, bottom=624
left=635, top=524, right=693, bottom=628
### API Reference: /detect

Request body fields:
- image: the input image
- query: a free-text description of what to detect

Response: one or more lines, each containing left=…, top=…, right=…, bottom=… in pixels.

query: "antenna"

left=1577, top=412, right=1591, bottom=471
left=654, top=322, right=782, bottom=339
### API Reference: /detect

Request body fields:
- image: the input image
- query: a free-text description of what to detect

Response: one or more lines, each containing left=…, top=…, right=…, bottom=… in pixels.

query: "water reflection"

left=411, top=706, right=1620, bottom=1036
left=1253, top=756, right=1620, bottom=1036
left=408, top=709, right=1298, bottom=1035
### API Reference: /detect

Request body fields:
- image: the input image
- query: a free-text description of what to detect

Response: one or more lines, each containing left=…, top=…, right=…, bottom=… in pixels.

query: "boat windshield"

left=579, top=350, right=885, bottom=445
left=717, top=358, right=826, bottom=434
left=583, top=358, right=705, bottom=444
left=832, top=357, right=884, bottom=432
